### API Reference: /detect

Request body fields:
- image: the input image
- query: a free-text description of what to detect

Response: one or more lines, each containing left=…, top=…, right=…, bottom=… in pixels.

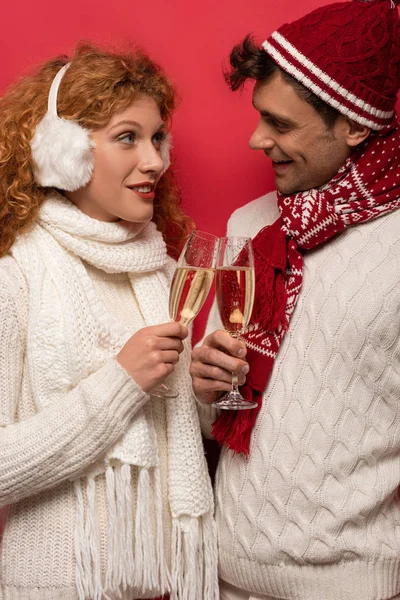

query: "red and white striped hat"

left=263, top=0, right=400, bottom=130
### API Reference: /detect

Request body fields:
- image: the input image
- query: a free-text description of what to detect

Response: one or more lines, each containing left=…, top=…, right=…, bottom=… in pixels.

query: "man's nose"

left=249, top=122, right=275, bottom=151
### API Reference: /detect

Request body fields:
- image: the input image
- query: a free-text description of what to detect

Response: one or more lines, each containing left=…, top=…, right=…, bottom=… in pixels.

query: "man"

left=191, top=1, right=400, bottom=599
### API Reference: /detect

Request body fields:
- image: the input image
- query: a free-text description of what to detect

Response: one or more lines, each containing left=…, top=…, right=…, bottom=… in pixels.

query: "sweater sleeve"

left=0, top=265, right=149, bottom=507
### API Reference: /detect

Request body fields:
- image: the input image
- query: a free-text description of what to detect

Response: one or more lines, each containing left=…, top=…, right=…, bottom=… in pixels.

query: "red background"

left=0, top=0, right=336, bottom=342
left=1, top=0, right=399, bottom=342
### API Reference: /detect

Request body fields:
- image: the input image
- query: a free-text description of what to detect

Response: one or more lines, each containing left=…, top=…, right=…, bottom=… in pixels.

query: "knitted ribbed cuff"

left=85, top=357, right=149, bottom=424
left=219, top=550, right=400, bottom=600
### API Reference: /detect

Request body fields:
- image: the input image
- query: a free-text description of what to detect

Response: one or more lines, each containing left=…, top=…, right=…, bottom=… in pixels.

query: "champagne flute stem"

left=230, top=332, right=242, bottom=394
left=231, top=372, right=240, bottom=394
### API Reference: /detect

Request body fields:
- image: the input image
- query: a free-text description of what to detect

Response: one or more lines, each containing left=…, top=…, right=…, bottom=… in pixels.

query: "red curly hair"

left=0, top=42, right=193, bottom=258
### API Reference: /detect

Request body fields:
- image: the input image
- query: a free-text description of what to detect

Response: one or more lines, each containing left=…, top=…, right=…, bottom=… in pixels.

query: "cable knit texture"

left=202, top=191, right=400, bottom=600
left=0, top=193, right=218, bottom=600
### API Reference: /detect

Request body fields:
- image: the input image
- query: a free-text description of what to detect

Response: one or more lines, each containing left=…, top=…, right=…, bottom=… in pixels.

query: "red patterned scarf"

left=212, top=119, right=400, bottom=456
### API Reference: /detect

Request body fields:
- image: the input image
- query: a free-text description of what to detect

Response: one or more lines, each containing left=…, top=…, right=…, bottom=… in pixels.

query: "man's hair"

left=225, top=35, right=341, bottom=130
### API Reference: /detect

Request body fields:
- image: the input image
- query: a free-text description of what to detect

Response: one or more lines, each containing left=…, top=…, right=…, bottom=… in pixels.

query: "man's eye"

left=272, top=121, right=290, bottom=132
left=264, top=116, right=290, bottom=132
left=117, top=132, right=136, bottom=144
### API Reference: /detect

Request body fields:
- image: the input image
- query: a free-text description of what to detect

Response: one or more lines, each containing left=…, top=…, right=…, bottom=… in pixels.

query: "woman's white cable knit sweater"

left=0, top=255, right=148, bottom=600
left=200, top=192, right=400, bottom=600
left=0, top=194, right=218, bottom=600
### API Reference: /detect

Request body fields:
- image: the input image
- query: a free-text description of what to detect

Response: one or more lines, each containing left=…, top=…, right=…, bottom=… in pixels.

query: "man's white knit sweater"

left=201, top=192, right=400, bottom=600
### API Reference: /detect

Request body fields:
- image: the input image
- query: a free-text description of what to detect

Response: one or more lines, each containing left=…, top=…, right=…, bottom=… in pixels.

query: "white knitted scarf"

left=11, top=193, right=218, bottom=600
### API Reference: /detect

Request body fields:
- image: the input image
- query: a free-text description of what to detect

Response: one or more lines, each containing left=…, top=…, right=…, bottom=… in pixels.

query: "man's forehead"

left=252, top=74, right=290, bottom=108
left=251, top=83, right=294, bottom=122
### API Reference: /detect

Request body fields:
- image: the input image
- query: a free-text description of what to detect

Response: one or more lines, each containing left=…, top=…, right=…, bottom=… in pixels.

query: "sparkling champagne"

left=216, top=266, right=255, bottom=335
left=169, top=267, right=215, bottom=326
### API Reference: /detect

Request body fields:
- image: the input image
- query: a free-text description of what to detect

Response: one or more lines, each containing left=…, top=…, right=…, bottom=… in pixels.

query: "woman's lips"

left=127, top=184, right=156, bottom=200
left=130, top=189, right=155, bottom=200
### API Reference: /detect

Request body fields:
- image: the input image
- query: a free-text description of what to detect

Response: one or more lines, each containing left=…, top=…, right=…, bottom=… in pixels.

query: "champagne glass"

left=152, top=230, right=218, bottom=398
left=212, top=236, right=257, bottom=410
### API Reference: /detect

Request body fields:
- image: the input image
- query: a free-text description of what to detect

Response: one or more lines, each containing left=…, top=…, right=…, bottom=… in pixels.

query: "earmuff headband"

left=47, top=63, right=70, bottom=115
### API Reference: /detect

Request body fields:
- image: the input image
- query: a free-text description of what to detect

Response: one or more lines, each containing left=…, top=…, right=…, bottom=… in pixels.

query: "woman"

left=0, top=44, right=218, bottom=600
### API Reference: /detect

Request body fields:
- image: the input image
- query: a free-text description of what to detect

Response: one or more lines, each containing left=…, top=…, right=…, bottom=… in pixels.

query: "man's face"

left=250, top=71, right=354, bottom=194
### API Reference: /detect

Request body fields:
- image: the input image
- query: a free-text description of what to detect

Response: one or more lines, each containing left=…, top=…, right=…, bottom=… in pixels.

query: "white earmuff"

left=31, top=63, right=95, bottom=191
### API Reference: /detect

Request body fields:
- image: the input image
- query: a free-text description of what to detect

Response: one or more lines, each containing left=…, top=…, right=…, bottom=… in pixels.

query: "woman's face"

left=65, top=95, right=167, bottom=223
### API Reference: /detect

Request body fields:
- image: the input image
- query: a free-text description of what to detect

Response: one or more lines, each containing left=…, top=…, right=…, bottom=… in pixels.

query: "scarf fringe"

left=170, top=513, right=219, bottom=600
left=86, top=477, right=103, bottom=600
left=74, top=478, right=103, bottom=600
left=105, top=464, right=118, bottom=594
left=202, top=512, right=219, bottom=600
left=134, top=468, right=158, bottom=593
left=115, top=463, right=134, bottom=591
left=120, top=463, right=135, bottom=589
left=75, top=465, right=171, bottom=600
left=74, top=479, right=90, bottom=600
left=154, top=466, right=171, bottom=592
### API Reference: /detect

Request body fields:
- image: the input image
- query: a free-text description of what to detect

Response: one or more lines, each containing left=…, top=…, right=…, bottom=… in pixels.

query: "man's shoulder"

left=227, top=191, right=279, bottom=238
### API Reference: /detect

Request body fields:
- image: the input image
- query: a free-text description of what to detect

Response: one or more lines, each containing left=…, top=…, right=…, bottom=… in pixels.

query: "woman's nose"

left=138, top=143, right=165, bottom=174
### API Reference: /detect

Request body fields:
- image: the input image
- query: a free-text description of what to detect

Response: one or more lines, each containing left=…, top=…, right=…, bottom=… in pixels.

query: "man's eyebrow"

left=252, top=102, right=297, bottom=127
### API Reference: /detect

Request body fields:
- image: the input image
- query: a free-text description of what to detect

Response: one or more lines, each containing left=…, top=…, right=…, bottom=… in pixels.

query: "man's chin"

left=276, top=180, right=297, bottom=195
left=275, top=176, right=310, bottom=196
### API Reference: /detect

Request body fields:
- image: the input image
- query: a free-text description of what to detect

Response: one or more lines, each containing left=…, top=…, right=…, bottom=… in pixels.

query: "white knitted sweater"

left=201, top=192, right=400, bottom=600
left=0, top=195, right=217, bottom=600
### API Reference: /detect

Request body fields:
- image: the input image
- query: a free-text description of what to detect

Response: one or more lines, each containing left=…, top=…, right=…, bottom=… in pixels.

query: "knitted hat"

left=262, top=0, right=400, bottom=130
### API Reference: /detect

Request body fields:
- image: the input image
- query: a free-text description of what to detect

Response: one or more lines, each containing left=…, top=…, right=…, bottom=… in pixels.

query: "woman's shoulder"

left=227, top=191, right=279, bottom=238
left=0, top=254, right=28, bottom=320
left=0, top=253, right=27, bottom=286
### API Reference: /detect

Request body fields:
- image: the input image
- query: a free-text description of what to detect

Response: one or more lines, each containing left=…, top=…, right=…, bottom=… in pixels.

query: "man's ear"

left=345, top=118, right=371, bottom=147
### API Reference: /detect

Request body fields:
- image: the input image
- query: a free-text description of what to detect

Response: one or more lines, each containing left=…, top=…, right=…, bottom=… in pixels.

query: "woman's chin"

left=119, top=209, right=153, bottom=225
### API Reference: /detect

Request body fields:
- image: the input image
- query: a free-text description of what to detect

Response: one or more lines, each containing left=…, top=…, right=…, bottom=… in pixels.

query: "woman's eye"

left=152, top=132, right=166, bottom=146
left=117, top=132, right=136, bottom=144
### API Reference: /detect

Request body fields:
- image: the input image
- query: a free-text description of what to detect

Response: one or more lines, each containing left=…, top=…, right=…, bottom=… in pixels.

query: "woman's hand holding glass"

left=117, top=322, right=188, bottom=393
left=152, top=230, right=219, bottom=398
left=119, top=230, right=218, bottom=398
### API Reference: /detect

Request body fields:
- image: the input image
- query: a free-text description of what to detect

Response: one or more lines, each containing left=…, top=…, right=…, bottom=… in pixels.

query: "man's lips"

left=271, top=159, right=293, bottom=173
